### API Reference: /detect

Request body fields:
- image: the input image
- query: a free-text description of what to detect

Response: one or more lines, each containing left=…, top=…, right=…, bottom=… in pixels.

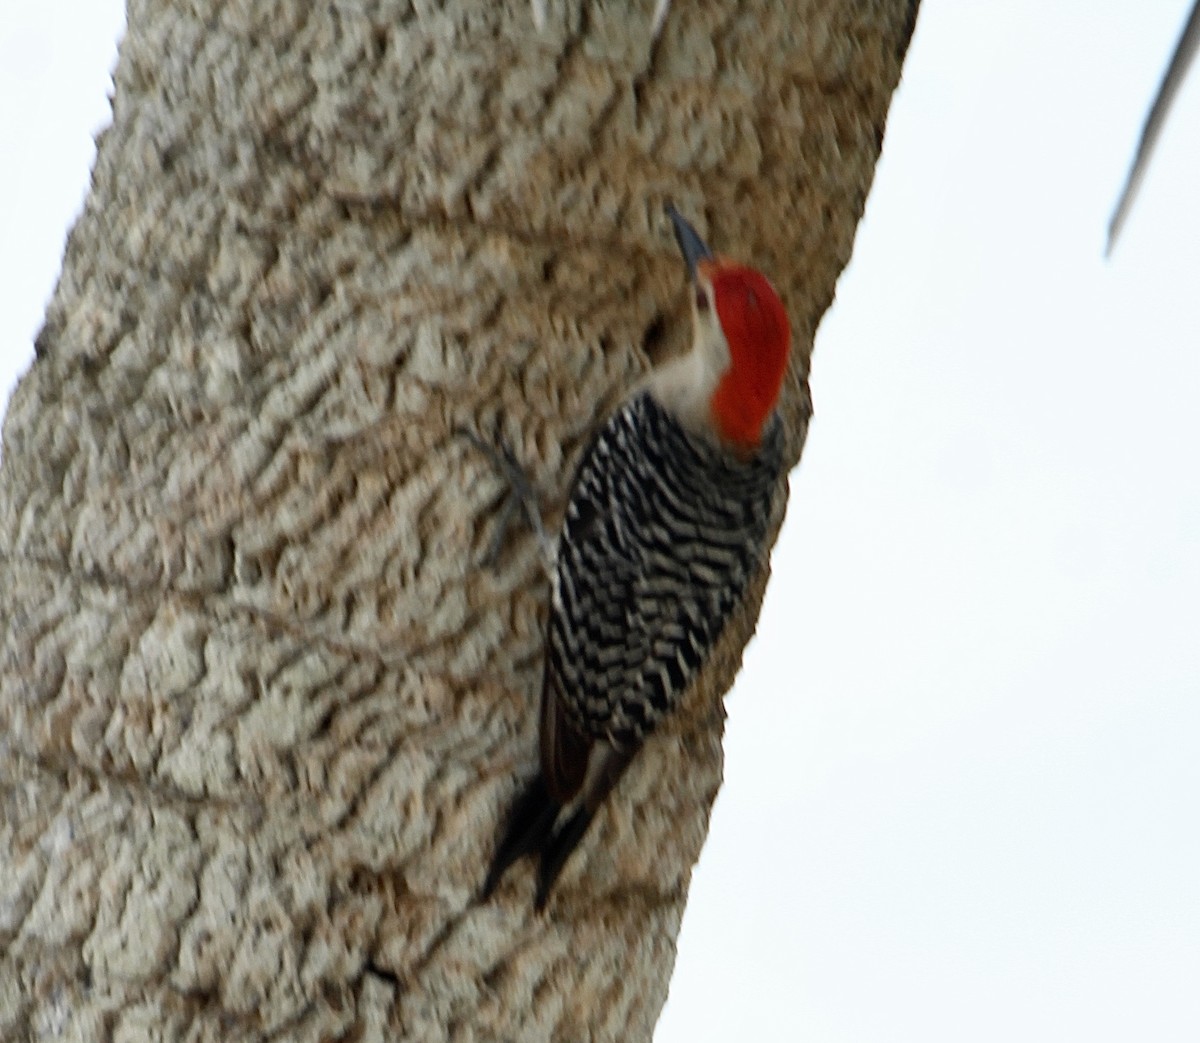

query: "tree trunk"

left=0, top=0, right=916, bottom=1038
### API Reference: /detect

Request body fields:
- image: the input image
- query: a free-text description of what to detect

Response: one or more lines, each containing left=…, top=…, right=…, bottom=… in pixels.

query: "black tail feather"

left=485, top=746, right=641, bottom=908
left=484, top=774, right=561, bottom=899
left=535, top=806, right=595, bottom=910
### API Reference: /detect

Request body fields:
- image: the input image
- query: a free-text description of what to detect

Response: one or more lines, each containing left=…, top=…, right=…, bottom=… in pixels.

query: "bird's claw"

left=458, top=428, right=555, bottom=575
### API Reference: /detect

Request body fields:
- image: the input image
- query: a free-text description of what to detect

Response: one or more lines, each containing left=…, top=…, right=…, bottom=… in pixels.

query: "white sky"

left=1, top=4, right=1197, bottom=1042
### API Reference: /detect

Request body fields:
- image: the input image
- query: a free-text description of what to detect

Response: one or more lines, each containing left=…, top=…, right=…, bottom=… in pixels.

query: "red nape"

left=709, top=265, right=791, bottom=450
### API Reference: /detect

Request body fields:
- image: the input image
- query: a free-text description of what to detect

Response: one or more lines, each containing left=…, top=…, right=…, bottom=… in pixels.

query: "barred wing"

left=547, top=393, right=783, bottom=752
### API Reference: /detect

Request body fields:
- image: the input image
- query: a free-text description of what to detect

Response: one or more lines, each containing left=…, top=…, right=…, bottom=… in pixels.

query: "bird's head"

left=666, top=204, right=791, bottom=451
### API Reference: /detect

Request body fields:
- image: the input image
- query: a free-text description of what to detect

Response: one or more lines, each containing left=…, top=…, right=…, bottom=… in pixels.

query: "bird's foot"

left=458, top=428, right=556, bottom=575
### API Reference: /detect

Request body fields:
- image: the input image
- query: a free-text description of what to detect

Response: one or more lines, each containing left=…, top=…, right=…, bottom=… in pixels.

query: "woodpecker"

left=484, top=204, right=792, bottom=908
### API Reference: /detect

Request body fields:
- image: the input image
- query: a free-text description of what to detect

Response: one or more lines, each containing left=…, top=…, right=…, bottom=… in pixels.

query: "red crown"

left=709, top=265, right=791, bottom=449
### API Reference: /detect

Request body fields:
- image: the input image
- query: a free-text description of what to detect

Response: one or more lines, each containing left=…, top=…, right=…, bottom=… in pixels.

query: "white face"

left=691, top=271, right=732, bottom=386
left=640, top=270, right=732, bottom=440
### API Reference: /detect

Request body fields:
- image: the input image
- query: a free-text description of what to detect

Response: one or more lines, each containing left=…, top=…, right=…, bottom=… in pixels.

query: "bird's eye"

left=695, top=289, right=710, bottom=312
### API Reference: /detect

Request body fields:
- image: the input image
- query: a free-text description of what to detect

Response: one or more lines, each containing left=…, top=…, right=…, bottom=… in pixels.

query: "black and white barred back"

left=549, top=390, right=785, bottom=750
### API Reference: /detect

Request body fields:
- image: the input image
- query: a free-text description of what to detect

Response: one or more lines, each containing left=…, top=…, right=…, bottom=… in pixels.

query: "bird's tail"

left=483, top=774, right=561, bottom=900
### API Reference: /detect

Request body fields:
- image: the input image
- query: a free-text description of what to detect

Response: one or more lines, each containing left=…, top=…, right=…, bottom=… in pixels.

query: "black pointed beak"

left=665, top=203, right=714, bottom=282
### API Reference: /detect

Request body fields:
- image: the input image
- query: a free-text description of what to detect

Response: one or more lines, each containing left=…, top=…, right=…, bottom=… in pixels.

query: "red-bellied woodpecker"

left=484, top=204, right=793, bottom=908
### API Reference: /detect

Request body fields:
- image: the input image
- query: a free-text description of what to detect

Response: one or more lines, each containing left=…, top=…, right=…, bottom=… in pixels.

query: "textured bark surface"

left=0, top=0, right=916, bottom=1039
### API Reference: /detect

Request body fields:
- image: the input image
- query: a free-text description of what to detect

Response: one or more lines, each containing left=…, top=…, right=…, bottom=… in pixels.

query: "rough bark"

left=0, top=0, right=916, bottom=1039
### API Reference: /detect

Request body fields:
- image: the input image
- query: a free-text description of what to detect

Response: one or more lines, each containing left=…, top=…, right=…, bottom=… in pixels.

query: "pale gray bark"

left=0, top=0, right=916, bottom=1038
